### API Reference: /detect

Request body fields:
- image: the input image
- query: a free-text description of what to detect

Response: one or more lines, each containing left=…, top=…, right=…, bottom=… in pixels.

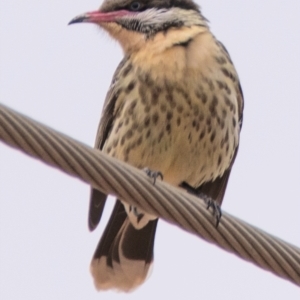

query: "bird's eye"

left=130, top=2, right=141, bottom=11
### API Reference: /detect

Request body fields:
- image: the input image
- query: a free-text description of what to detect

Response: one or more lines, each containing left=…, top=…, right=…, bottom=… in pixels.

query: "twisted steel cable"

left=0, top=103, right=299, bottom=286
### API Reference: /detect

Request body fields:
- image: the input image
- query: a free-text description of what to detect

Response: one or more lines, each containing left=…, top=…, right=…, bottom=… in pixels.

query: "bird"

left=69, top=0, right=244, bottom=292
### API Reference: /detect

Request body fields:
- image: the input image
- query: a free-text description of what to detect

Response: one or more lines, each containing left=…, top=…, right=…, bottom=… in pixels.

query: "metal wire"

left=0, top=103, right=299, bottom=286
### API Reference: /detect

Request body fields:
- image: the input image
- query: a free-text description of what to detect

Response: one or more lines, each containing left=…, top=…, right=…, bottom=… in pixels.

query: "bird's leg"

left=128, top=205, right=145, bottom=223
left=180, top=182, right=222, bottom=227
left=143, top=168, right=163, bottom=185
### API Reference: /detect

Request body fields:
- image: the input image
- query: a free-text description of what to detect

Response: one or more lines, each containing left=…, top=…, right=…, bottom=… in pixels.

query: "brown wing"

left=218, top=41, right=244, bottom=123
left=88, top=57, right=128, bottom=231
left=188, top=145, right=239, bottom=206
left=182, top=42, right=244, bottom=206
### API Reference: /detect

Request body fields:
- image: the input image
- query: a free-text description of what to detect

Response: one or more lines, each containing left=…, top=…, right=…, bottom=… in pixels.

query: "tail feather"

left=90, top=199, right=158, bottom=292
left=88, top=188, right=107, bottom=231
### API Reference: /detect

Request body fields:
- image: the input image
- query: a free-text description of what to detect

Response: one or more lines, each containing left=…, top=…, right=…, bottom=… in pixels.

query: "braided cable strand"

left=0, top=103, right=299, bottom=286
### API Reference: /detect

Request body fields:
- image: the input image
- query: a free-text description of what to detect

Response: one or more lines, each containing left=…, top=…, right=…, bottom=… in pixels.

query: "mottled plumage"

left=69, top=0, right=243, bottom=292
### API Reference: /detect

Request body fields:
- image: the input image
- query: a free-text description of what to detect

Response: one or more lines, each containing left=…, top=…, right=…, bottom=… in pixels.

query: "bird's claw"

left=180, top=183, right=223, bottom=227
left=204, top=196, right=222, bottom=227
left=143, top=168, right=163, bottom=185
left=129, top=205, right=144, bottom=223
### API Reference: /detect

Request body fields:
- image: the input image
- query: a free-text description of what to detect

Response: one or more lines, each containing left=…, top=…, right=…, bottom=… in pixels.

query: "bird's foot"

left=180, top=182, right=222, bottom=227
left=200, top=193, right=222, bottom=227
left=143, top=168, right=163, bottom=185
left=126, top=203, right=157, bottom=229
left=129, top=205, right=145, bottom=223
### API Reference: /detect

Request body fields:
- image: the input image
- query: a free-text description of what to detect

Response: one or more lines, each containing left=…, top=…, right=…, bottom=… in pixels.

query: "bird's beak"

left=68, top=10, right=129, bottom=25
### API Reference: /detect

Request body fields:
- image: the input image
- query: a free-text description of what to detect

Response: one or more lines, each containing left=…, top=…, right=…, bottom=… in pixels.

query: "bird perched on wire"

left=69, top=0, right=244, bottom=292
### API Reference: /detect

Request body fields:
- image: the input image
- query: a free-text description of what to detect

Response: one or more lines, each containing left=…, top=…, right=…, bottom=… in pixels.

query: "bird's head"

left=69, top=0, right=208, bottom=53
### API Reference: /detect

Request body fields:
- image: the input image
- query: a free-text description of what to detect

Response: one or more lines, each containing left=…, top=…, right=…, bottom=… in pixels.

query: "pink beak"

left=68, top=10, right=130, bottom=25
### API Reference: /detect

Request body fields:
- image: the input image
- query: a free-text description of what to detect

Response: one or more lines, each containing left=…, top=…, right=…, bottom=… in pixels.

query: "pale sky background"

left=0, top=0, right=299, bottom=299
